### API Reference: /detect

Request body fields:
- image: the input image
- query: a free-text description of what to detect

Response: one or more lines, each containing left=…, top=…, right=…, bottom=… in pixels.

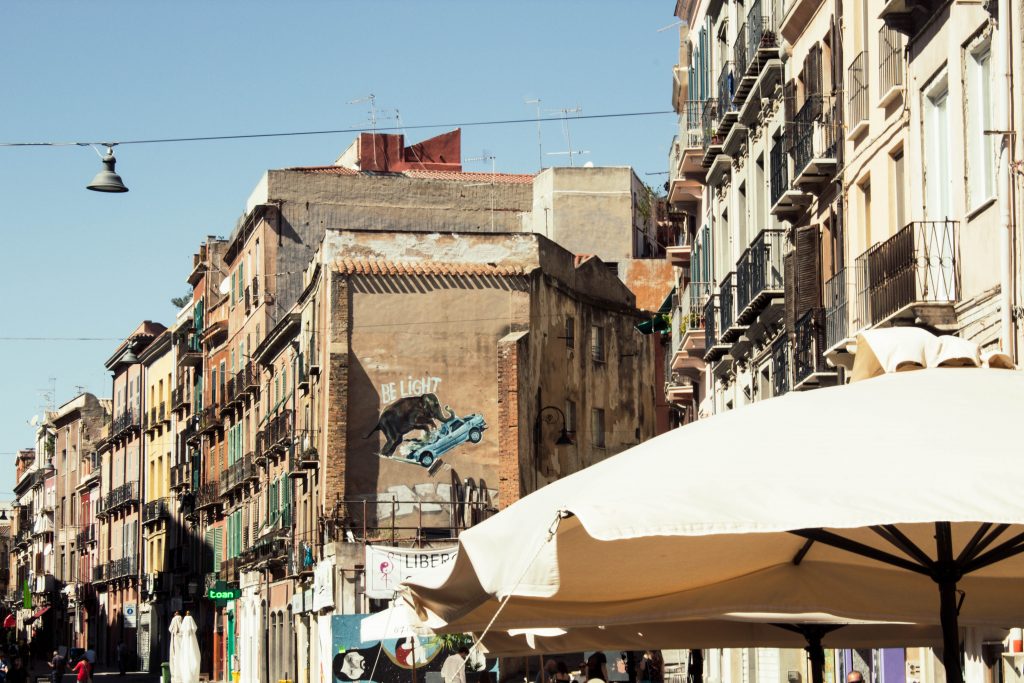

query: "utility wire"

left=0, top=110, right=675, bottom=148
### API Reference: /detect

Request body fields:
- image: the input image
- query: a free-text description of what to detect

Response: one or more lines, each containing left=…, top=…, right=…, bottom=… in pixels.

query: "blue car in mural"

left=402, top=413, right=487, bottom=468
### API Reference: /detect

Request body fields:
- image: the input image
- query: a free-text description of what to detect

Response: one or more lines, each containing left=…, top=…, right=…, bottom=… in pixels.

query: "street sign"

left=124, top=603, right=137, bottom=628
left=207, top=581, right=241, bottom=604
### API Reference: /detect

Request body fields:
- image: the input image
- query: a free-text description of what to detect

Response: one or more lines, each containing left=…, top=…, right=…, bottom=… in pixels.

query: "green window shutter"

left=231, top=272, right=236, bottom=306
left=213, top=528, right=223, bottom=570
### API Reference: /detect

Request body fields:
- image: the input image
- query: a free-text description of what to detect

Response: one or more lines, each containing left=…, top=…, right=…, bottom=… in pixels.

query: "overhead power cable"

left=0, top=110, right=675, bottom=148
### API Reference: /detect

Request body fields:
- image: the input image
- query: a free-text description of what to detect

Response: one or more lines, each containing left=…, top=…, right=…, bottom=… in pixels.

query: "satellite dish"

left=218, top=276, right=231, bottom=296
left=29, top=415, right=39, bottom=427
left=583, top=161, right=594, bottom=168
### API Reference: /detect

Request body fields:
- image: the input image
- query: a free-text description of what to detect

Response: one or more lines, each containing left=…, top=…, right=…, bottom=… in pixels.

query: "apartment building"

left=49, top=393, right=111, bottom=650
left=667, top=0, right=1022, bottom=676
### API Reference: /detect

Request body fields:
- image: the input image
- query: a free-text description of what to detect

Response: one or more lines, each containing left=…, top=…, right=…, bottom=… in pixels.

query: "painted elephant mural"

left=365, top=393, right=453, bottom=457
left=366, top=393, right=488, bottom=468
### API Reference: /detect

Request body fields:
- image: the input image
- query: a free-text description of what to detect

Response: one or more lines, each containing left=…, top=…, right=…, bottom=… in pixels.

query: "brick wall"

left=496, top=331, right=529, bottom=509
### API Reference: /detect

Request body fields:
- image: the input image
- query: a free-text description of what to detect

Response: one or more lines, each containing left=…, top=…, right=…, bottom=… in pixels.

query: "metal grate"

left=720, top=272, right=736, bottom=332
left=734, top=23, right=748, bottom=79
left=794, top=308, right=829, bottom=384
left=770, top=137, right=788, bottom=207
left=771, top=335, right=790, bottom=396
left=718, top=61, right=736, bottom=116
left=792, top=95, right=839, bottom=178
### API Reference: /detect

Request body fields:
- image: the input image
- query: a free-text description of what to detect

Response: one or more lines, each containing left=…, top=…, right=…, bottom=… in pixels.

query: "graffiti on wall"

left=365, top=392, right=487, bottom=469
left=380, top=376, right=443, bottom=404
left=331, top=615, right=445, bottom=683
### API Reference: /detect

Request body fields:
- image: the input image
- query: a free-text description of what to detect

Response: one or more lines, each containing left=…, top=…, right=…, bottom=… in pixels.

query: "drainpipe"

left=994, top=0, right=1017, bottom=360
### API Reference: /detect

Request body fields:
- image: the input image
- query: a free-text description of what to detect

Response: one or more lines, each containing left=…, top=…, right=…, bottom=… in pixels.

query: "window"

left=591, top=408, right=606, bottom=448
left=924, top=74, right=952, bottom=219
left=591, top=325, right=605, bottom=362
left=565, top=400, right=577, bottom=435
left=890, top=148, right=906, bottom=231
left=966, top=37, right=994, bottom=208
left=564, top=317, right=575, bottom=349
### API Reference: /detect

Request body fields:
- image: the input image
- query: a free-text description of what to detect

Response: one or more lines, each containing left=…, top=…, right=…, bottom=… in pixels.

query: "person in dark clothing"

left=586, top=653, right=608, bottom=683
left=49, top=651, right=67, bottom=683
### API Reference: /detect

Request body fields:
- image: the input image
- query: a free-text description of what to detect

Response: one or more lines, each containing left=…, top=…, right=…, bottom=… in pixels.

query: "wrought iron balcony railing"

left=702, top=98, right=719, bottom=153
left=879, top=27, right=904, bottom=100
left=736, top=229, right=785, bottom=318
left=770, top=136, right=788, bottom=208
left=848, top=51, right=870, bottom=134
left=747, top=0, right=778, bottom=64
left=195, top=481, right=221, bottom=510
left=681, top=100, right=704, bottom=149
left=143, top=497, right=170, bottom=524
left=792, top=95, right=839, bottom=181
left=75, top=524, right=96, bottom=547
left=101, top=481, right=139, bottom=514
left=717, top=61, right=736, bottom=118
left=684, top=283, right=710, bottom=335
left=794, top=307, right=833, bottom=387
left=719, top=272, right=736, bottom=333
left=858, top=220, right=959, bottom=326
left=772, top=334, right=791, bottom=396
left=734, top=23, right=748, bottom=80
left=704, top=294, right=719, bottom=354
left=825, top=268, right=850, bottom=350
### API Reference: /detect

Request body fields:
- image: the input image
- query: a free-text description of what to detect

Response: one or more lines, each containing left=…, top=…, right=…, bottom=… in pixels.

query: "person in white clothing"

left=440, top=647, right=470, bottom=683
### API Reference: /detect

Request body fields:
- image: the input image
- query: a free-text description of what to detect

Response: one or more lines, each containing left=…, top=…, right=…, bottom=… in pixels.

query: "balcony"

left=199, top=405, right=221, bottom=434
left=715, top=62, right=738, bottom=140
left=244, top=287, right=252, bottom=315
left=718, top=272, right=746, bottom=344
left=112, top=409, right=141, bottom=438
left=736, top=229, right=785, bottom=323
left=106, top=556, right=137, bottom=581
left=172, top=385, right=188, bottom=411
left=770, top=136, right=810, bottom=221
left=101, top=481, right=139, bottom=515
left=241, top=361, right=260, bottom=394
left=878, top=27, right=904, bottom=106
left=251, top=277, right=260, bottom=306
left=175, top=332, right=203, bottom=367
left=265, top=409, right=293, bottom=454
left=143, top=498, right=170, bottom=525
left=92, top=564, right=106, bottom=584
left=170, top=462, right=190, bottom=491
left=195, top=481, right=221, bottom=511
left=793, top=308, right=838, bottom=391
left=75, top=524, right=96, bottom=547
left=878, top=0, right=943, bottom=37
left=222, top=454, right=258, bottom=496
left=771, top=334, right=791, bottom=397
left=665, top=372, right=697, bottom=406
left=856, top=220, right=960, bottom=329
left=825, top=267, right=850, bottom=353
left=701, top=99, right=722, bottom=168
left=733, top=22, right=749, bottom=95
left=847, top=51, right=870, bottom=138
left=159, top=402, right=167, bottom=424
left=703, top=294, right=729, bottom=363
left=792, top=95, right=839, bottom=189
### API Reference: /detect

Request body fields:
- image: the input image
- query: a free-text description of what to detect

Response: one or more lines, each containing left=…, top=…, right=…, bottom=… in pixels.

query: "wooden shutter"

left=783, top=79, right=797, bottom=151
left=804, top=43, right=823, bottom=101
left=784, top=251, right=796, bottom=333
left=213, top=527, right=223, bottom=570
left=794, top=225, right=823, bottom=319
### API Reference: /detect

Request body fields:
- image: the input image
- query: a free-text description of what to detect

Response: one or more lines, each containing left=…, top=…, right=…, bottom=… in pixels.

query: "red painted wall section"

left=357, top=129, right=462, bottom=172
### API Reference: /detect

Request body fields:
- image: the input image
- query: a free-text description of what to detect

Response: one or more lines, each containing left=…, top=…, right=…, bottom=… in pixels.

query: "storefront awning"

left=32, top=606, right=50, bottom=619
left=2, top=614, right=16, bottom=629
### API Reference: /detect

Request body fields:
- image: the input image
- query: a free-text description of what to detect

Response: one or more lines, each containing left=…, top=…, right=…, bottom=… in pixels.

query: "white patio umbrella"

left=401, top=329, right=1023, bottom=683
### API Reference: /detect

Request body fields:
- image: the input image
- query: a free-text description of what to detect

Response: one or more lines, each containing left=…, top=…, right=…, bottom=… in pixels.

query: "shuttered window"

left=783, top=79, right=797, bottom=151
left=794, top=225, right=823, bottom=319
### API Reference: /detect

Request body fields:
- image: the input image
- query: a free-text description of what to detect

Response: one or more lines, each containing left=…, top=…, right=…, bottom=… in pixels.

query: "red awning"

left=32, top=606, right=49, bottom=619
left=2, top=614, right=15, bottom=628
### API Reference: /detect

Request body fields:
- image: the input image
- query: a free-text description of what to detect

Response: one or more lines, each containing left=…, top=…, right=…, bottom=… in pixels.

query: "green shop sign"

left=207, top=581, right=241, bottom=603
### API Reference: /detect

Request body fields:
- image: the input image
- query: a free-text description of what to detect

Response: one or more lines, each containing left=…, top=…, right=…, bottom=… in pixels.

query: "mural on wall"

left=365, top=391, right=487, bottom=469
left=331, top=615, right=445, bottom=683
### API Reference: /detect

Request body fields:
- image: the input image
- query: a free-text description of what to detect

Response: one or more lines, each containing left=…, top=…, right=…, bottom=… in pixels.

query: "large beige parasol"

left=401, top=329, right=1022, bottom=683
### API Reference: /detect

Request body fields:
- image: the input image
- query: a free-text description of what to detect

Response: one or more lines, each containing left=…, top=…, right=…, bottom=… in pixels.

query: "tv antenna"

left=347, top=94, right=379, bottom=131
left=524, top=97, right=543, bottom=171
left=545, top=106, right=588, bottom=167
left=37, top=377, right=56, bottom=419
left=463, top=150, right=498, bottom=231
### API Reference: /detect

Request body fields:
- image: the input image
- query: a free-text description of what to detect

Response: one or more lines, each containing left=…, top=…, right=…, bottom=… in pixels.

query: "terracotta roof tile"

left=333, top=258, right=527, bottom=278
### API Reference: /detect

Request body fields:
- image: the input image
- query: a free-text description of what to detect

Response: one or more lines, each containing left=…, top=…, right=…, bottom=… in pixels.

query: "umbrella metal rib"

left=788, top=521, right=1024, bottom=683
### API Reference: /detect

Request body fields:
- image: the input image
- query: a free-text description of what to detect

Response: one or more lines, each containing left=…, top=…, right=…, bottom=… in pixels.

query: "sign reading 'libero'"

left=365, top=545, right=458, bottom=599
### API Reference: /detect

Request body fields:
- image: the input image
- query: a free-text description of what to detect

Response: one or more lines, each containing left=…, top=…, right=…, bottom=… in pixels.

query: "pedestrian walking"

left=82, top=651, right=94, bottom=683
left=555, top=662, right=571, bottom=683
left=48, top=651, right=66, bottom=683
left=71, top=658, right=89, bottom=683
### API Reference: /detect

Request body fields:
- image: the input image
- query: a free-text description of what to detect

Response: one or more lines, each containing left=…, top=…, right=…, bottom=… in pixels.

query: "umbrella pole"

left=688, top=649, right=703, bottom=683
left=938, top=577, right=964, bottom=683
left=803, top=634, right=825, bottom=683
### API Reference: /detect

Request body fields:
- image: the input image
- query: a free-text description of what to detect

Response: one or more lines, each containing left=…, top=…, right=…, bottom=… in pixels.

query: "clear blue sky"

left=0, top=1, right=679, bottom=496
